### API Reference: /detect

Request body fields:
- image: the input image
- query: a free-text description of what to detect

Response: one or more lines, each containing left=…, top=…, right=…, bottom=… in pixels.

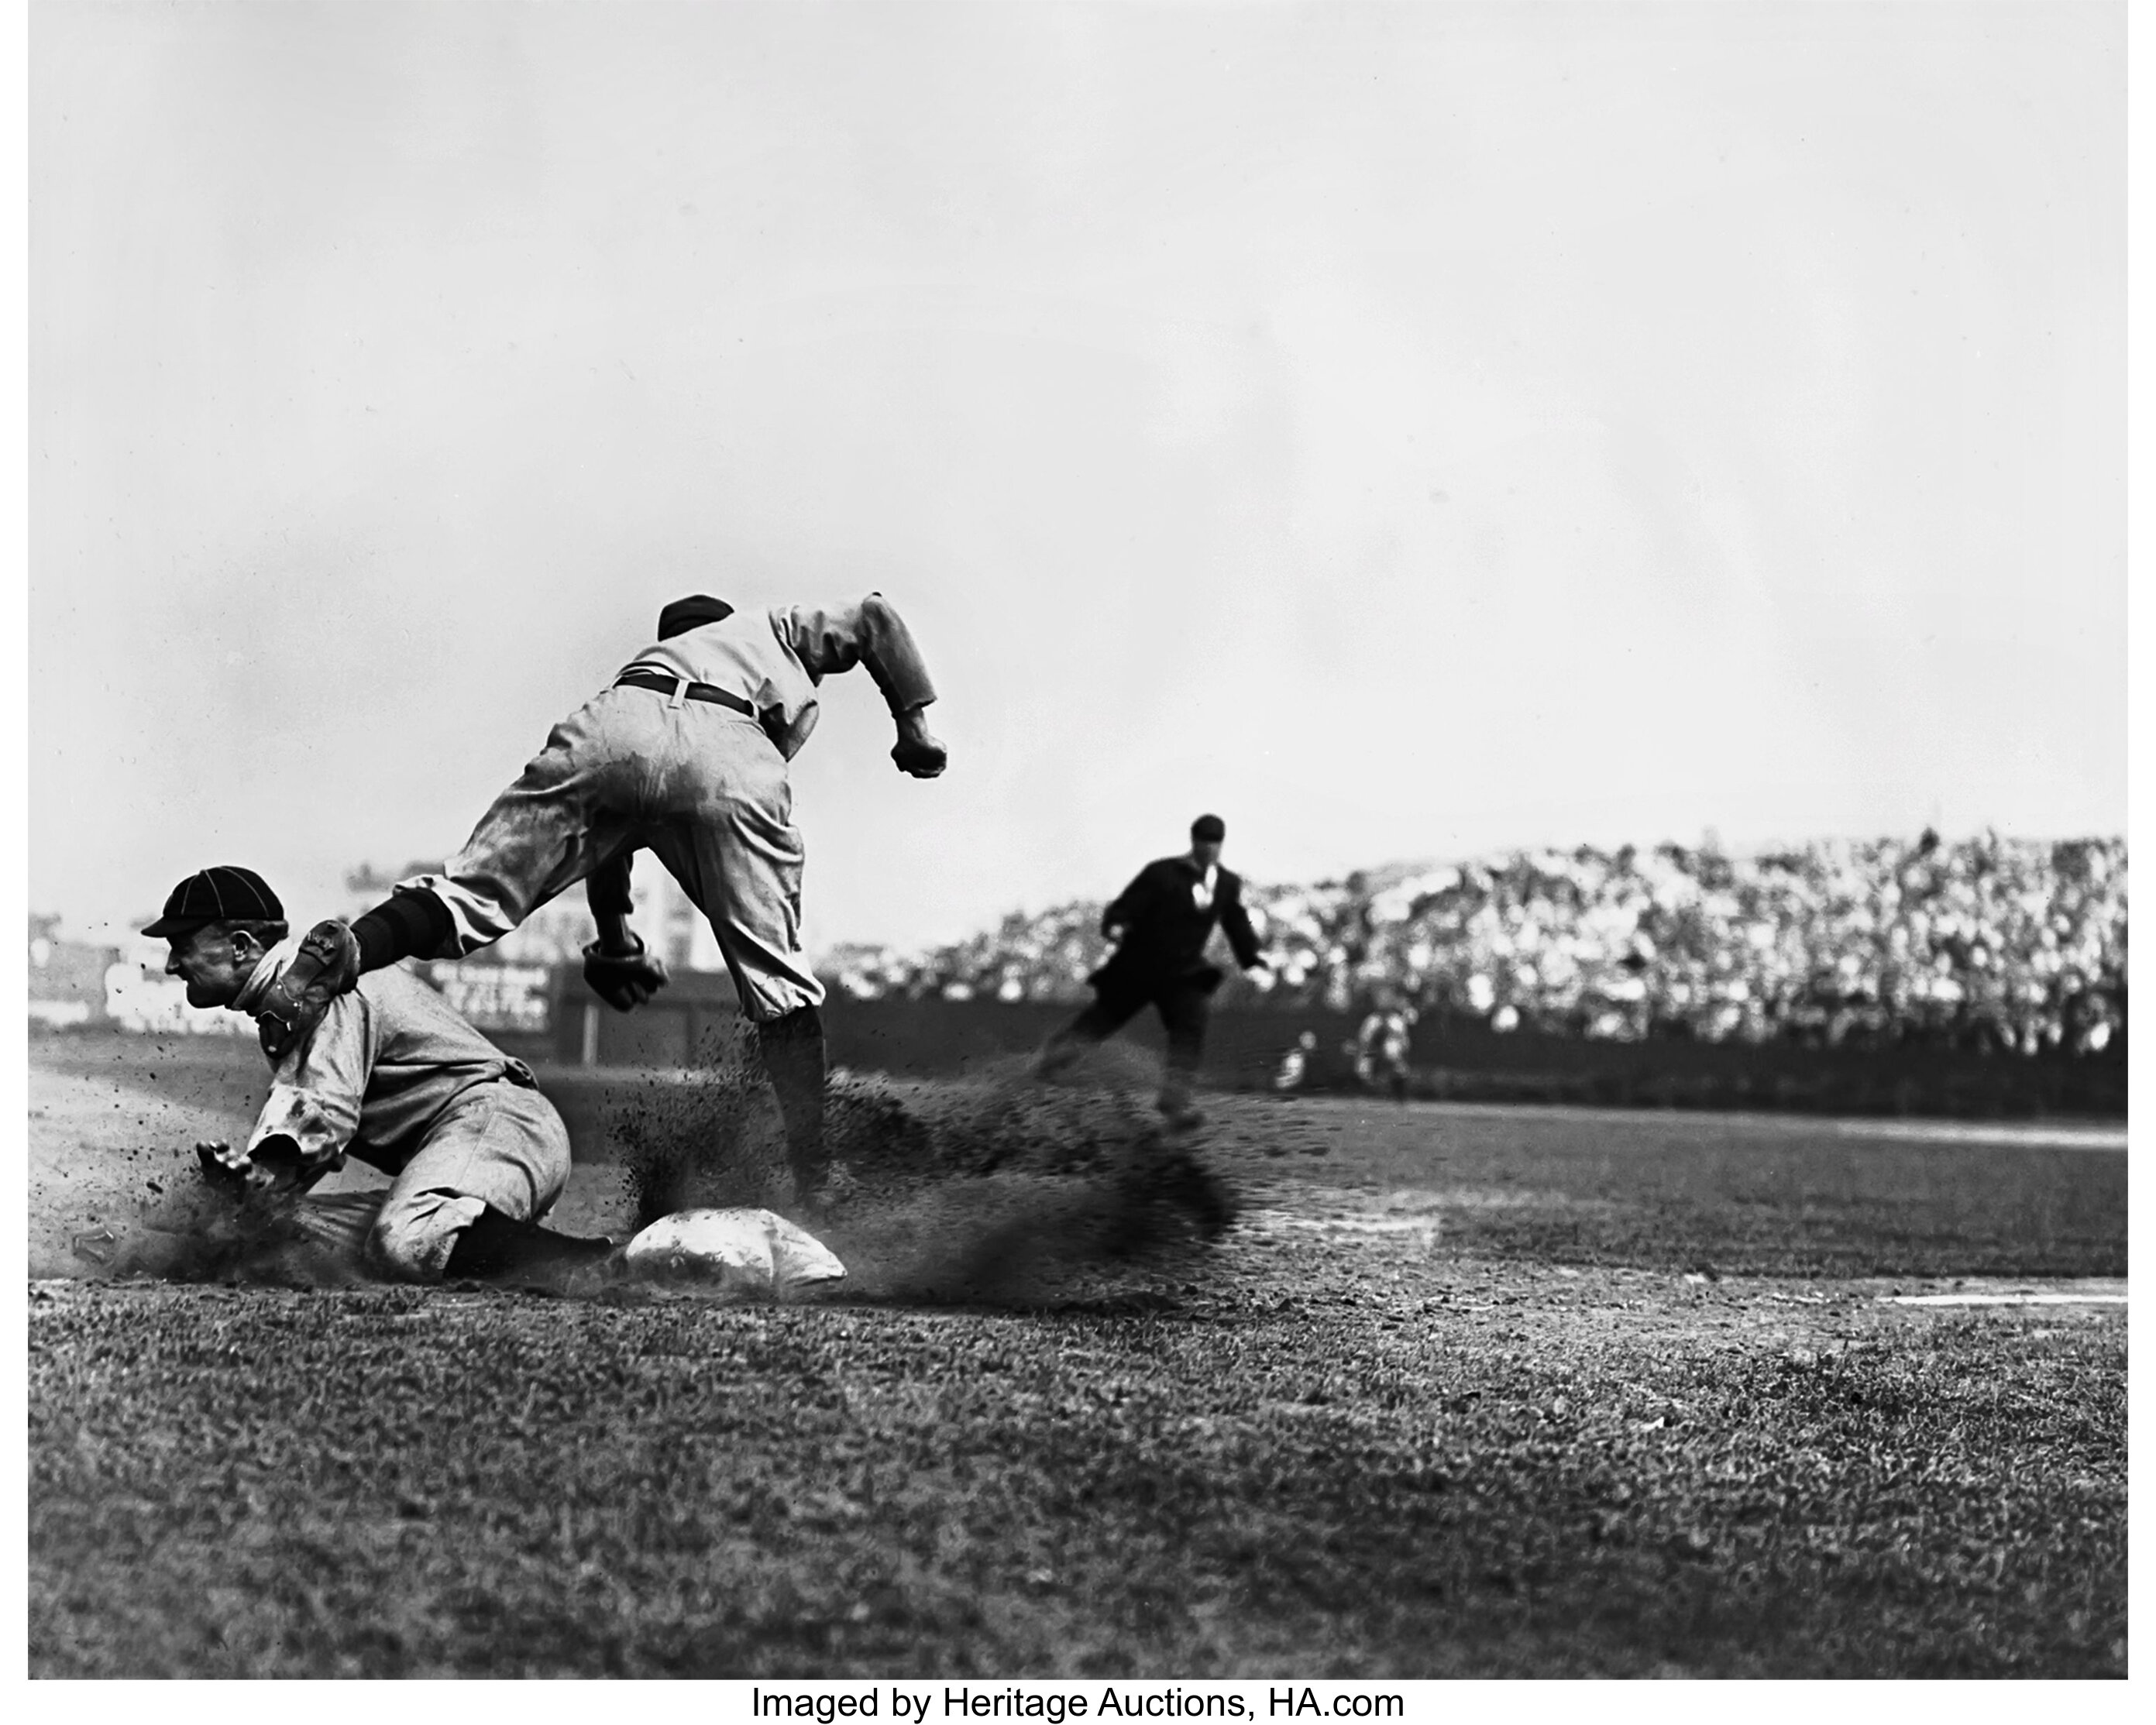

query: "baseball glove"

left=584, top=936, right=669, bottom=1012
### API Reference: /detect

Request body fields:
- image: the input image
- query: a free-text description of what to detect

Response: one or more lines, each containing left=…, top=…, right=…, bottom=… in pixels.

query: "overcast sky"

left=29, top=0, right=2124, bottom=955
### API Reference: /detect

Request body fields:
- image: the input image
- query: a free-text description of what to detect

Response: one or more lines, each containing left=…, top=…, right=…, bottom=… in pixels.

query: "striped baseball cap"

left=141, top=866, right=284, bottom=938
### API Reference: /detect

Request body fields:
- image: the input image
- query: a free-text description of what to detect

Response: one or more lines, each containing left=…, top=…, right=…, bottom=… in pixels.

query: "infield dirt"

left=26, top=1029, right=2129, bottom=1678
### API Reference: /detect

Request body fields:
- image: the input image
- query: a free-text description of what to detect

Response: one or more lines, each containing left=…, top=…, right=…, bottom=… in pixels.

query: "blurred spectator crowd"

left=825, top=832, right=2127, bottom=1059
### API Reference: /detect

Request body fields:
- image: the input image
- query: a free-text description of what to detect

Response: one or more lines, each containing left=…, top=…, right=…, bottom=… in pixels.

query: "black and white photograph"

left=24, top=0, right=2129, bottom=1686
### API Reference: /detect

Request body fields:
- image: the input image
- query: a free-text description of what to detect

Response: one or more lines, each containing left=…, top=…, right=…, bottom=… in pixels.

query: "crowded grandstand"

left=825, top=831, right=2127, bottom=1059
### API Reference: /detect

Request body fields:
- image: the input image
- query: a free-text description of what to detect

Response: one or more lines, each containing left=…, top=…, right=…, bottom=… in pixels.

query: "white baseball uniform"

left=397, top=596, right=937, bottom=1022
left=216, top=953, right=573, bottom=1280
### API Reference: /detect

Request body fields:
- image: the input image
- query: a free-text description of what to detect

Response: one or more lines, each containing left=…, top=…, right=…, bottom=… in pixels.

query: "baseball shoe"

left=256, top=919, right=362, bottom=1060
left=442, top=1218, right=621, bottom=1287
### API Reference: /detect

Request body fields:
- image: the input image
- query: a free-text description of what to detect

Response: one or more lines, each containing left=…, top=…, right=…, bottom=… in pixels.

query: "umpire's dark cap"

left=1191, top=814, right=1226, bottom=842
left=142, top=866, right=284, bottom=938
left=656, top=595, right=735, bottom=639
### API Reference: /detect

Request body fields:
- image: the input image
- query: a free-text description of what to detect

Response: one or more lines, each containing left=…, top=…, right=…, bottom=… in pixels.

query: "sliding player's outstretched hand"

left=194, top=1140, right=249, bottom=1201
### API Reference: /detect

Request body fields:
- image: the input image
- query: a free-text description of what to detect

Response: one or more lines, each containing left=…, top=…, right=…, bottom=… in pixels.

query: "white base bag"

left=621, top=1207, right=848, bottom=1296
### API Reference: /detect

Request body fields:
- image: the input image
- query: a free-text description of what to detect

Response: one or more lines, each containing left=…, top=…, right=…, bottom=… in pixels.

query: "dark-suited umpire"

left=1037, top=814, right=1271, bottom=1128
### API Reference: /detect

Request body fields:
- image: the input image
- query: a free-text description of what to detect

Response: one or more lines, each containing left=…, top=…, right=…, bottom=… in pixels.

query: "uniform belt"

left=614, top=668, right=758, bottom=717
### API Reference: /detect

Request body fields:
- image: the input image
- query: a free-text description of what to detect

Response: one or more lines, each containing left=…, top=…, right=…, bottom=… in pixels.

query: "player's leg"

left=1154, top=979, right=1216, bottom=1128
left=280, top=1190, right=385, bottom=1262
left=1037, top=974, right=1148, bottom=1081
left=1109, top=980, right=1235, bottom=1239
left=260, top=692, right=651, bottom=1053
left=366, top=1078, right=610, bottom=1283
left=378, top=691, right=663, bottom=961
left=643, top=717, right=839, bottom=1206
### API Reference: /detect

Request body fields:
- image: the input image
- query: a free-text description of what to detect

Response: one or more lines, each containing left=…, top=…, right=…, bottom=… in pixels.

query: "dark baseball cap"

left=142, top=866, right=284, bottom=938
left=1191, top=814, right=1226, bottom=842
left=656, top=594, right=735, bottom=639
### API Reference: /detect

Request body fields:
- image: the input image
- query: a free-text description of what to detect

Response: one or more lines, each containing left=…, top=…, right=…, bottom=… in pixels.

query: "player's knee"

left=367, top=1196, right=483, bottom=1283
left=367, top=1216, right=443, bottom=1283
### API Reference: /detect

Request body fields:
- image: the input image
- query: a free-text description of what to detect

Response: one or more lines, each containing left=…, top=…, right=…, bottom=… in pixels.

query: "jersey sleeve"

left=246, top=991, right=376, bottom=1176
left=772, top=594, right=938, bottom=711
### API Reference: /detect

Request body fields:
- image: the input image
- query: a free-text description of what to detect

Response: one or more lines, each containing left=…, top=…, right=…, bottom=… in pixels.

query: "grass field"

left=25, top=1031, right=2130, bottom=1678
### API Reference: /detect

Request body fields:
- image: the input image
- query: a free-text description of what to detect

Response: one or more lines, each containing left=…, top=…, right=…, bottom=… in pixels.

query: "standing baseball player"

left=254, top=593, right=946, bottom=1211
left=1355, top=998, right=1418, bottom=1104
left=148, top=865, right=613, bottom=1282
left=1273, top=1030, right=1319, bottom=1093
left=1037, top=814, right=1270, bottom=1128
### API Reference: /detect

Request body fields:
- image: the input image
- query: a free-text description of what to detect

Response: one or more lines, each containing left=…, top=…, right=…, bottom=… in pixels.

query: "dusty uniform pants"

left=369, top=1078, right=573, bottom=1280
left=1050, top=971, right=1217, bottom=1109
left=404, top=686, right=824, bottom=1023
left=295, top=1080, right=573, bottom=1282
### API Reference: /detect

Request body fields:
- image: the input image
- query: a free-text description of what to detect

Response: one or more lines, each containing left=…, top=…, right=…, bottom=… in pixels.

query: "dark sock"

left=442, top=1207, right=614, bottom=1278
left=351, top=890, right=456, bottom=971
left=757, top=1006, right=829, bottom=1187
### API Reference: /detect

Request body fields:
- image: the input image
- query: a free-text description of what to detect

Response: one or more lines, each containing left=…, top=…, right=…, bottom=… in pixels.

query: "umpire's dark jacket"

left=1091, top=857, right=1263, bottom=995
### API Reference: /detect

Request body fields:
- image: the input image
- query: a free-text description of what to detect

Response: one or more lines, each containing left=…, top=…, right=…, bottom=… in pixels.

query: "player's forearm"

left=894, top=702, right=936, bottom=741
left=246, top=1089, right=356, bottom=1174
left=585, top=853, right=634, bottom=917
left=583, top=857, right=645, bottom=956
left=888, top=687, right=947, bottom=778
left=251, top=996, right=368, bottom=1165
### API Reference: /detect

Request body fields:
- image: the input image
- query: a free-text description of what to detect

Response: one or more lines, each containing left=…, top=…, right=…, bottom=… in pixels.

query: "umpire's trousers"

left=1047, top=967, right=1218, bottom=1108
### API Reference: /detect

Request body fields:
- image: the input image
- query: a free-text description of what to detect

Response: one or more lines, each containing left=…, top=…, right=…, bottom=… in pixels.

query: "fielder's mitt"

left=584, top=936, right=669, bottom=1012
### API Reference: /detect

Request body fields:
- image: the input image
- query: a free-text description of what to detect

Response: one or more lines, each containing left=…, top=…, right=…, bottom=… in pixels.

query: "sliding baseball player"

left=148, top=864, right=613, bottom=1281
left=254, top=592, right=946, bottom=1212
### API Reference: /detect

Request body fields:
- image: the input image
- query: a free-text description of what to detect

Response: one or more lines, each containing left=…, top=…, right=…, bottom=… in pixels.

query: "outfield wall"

left=41, top=960, right=2116, bottom=1122
left=511, top=971, right=2125, bottom=1122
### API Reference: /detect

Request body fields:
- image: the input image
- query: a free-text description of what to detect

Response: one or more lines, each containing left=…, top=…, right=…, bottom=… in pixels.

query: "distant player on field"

left=147, top=865, right=615, bottom=1283
left=1355, top=998, right=1418, bottom=1104
left=1273, top=1030, right=1319, bottom=1093
left=1037, top=814, right=1271, bottom=1129
left=253, top=593, right=947, bottom=1213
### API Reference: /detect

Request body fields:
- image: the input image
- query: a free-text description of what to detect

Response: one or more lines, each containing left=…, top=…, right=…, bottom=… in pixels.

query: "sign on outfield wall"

left=425, top=961, right=553, bottom=1033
